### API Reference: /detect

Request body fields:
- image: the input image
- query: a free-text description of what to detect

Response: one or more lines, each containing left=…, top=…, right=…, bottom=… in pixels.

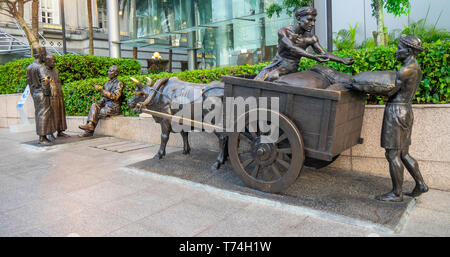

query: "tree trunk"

left=18, top=1, right=24, bottom=18
left=132, top=47, right=138, bottom=59
left=87, top=0, right=94, bottom=55
left=375, top=0, right=386, bottom=46
left=130, top=0, right=138, bottom=59
left=259, top=0, right=266, bottom=62
left=32, top=0, right=39, bottom=42
left=15, top=13, right=39, bottom=49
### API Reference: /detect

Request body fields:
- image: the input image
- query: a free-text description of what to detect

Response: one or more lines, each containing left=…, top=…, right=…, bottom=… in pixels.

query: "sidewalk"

left=0, top=128, right=449, bottom=237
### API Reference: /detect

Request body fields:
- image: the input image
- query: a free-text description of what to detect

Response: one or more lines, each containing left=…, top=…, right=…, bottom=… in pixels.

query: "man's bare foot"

left=405, top=184, right=429, bottom=197
left=375, top=191, right=403, bottom=202
left=47, top=134, right=56, bottom=141
left=39, top=137, right=52, bottom=146
left=57, top=131, right=70, bottom=138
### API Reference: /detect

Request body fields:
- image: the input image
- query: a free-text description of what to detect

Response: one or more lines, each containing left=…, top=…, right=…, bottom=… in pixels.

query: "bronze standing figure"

left=26, top=47, right=55, bottom=145
left=347, top=35, right=429, bottom=202
left=255, top=6, right=354, bottom=82
left=45, top=54, right=68, bottom=138
left=79, top=65, right=124, bottom=137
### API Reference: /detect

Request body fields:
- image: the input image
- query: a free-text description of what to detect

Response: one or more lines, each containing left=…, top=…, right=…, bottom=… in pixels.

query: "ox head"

left=127, top=77, right=153, bottom=114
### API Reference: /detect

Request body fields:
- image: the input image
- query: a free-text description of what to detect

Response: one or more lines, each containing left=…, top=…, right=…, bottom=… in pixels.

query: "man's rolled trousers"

left=26, top=47, right=55, bottom=145
left=79, top=65, right=124, bottom=136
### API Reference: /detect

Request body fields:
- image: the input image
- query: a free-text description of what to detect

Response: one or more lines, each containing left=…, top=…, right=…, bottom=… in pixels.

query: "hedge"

left=0, top=54, right=141, bottom=94
left=1, top=41, right=448, bottom=117
left=62, top=64, right=268, bottom=116
left=296, top=40, right=449, bottom=104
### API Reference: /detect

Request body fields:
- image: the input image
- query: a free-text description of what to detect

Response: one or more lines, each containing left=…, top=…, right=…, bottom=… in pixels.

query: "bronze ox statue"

left=128, top=77, right=228, bottom=170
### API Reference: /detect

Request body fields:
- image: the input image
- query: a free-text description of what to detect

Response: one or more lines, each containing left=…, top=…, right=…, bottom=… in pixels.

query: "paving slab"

left=13, top=228, right=50, bottom=237
left=197, top=204, right=308, bottom=237
left=67, top=180, right=142, bottom=206
left=127, top=149, right=416, bottom=233
left=38, top=207, right=133, bottom=237
left=0, top=213, right=38, bottom=237
left=21, top=135, right=107, bottom=151
left=106, top=222, right=170, bottom=237
left=399, top=207, right=450, bottom=236
left=414, top=190, right=450, bottom=214
left=137, top=201, right=230, bottom=237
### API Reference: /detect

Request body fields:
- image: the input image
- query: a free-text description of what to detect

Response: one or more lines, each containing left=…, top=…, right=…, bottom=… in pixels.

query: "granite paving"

left=0, top=128, right=448, bottom=237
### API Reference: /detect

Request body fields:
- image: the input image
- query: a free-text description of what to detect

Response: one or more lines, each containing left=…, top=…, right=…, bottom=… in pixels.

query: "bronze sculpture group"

left=253, top=6, right=428, bottom=201
left=26, top=47, right=68, bottom=145
left=26, top=7, right=430, bottom=202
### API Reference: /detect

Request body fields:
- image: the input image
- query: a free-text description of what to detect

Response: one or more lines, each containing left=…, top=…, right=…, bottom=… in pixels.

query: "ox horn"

left=146, top=77, right=153, bottom=87
left=130, top=77, right=146, bottom=90
left=130, top=77, right=140, bottom=84
left=139, top=77, right=169, bottom=107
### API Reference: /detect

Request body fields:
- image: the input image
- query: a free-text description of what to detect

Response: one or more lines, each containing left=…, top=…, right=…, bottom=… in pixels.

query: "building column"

left=107, top=0, right=121, bottom=58
left=187, top=1, right=197, bottom=70
left=326, top=0, right=333, bottom=52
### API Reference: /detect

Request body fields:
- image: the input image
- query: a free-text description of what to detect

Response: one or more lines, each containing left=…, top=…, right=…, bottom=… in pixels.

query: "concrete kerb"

left=121, top=166, right=412, bottom=234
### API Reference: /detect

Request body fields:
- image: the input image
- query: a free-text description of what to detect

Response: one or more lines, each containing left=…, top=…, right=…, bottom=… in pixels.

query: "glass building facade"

left=123, top=0, right=293, bottom=69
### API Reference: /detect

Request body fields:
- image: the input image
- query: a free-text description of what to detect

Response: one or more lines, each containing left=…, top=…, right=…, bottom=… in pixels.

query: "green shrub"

left=398, top=7, right=449, bottom=44
left=0, top=54, right=141, bottom=94
left=334, top=24, right=358, bottom=51
left=0, top=58, right=33, bottom=95
left=296, top=40, right=449, bottom=104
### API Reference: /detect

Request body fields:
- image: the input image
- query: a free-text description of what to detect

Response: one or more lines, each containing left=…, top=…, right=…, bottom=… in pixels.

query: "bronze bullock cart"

left=222, top=76, right=366, bottom=193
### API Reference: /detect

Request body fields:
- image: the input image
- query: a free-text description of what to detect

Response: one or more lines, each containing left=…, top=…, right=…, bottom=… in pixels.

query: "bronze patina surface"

left=79, top=65, right=125, bottom=137
left=347, top=35, right=429, bottom=202
left=45, top=54, right=68, bottom=138
left=255, top=7, right=354, bottom=82
left=26, top=47, right=55, bottom=145
left=128, top=77, right=228, bottom=171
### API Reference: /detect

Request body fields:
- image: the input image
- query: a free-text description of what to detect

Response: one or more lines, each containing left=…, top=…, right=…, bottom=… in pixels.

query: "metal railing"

left=0, top=20, right=61, bottom=56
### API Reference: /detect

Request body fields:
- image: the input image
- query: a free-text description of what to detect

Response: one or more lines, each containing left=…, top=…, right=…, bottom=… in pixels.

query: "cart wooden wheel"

left=228, top=109, right=305, bottom=193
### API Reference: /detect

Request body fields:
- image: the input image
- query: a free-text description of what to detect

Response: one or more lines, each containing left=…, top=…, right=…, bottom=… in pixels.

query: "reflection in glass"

left=126, top=0, right=293, bottom=68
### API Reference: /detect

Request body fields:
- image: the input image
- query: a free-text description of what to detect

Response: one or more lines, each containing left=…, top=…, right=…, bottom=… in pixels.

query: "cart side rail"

left=222, top=76, right=342, bottom=101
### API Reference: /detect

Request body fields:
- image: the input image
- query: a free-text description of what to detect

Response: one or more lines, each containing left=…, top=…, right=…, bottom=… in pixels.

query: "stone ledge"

left=365, top=104, right=450, bottom=109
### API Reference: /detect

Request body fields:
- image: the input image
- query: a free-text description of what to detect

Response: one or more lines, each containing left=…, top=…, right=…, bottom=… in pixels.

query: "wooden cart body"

left=222, top=76, right=366, bottom=163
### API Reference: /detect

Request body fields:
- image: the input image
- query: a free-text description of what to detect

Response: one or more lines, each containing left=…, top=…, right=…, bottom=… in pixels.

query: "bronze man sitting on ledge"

left=79, top=65, right=124, bottom=137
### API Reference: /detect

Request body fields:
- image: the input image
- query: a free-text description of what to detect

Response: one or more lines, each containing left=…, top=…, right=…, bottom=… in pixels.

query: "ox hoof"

left=210, top=161, right=220, bottom=172
left=183, top=149, right=191, bottom=155
left=153, top=153, right=164, bottom=160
